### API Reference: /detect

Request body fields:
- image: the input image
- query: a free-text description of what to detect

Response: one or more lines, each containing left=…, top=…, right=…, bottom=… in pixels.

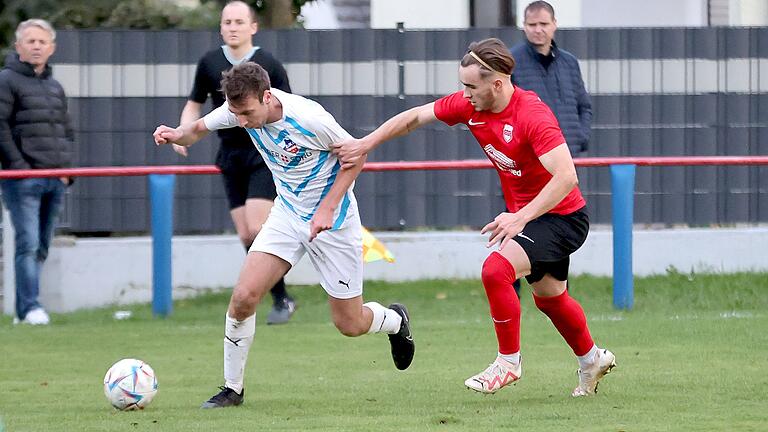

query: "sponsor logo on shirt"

left=503, top=124, right=514, bottom=143
left=282, top=138, right=300, bottom=154
left=483, top=144, right=522, bottom=177
left=265, top=147, right=314, bottom=165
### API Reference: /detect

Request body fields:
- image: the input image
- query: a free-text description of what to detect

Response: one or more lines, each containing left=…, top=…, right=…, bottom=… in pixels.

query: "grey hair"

left=15, top=19, right=56, bottom=43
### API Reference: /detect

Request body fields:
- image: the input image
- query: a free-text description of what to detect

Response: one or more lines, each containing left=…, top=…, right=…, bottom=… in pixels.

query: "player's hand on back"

left=153, top=125, right=182, bottom=146
left=331, top=138, right=366, bottom=170
left=482, top=212, right=527, bottom=249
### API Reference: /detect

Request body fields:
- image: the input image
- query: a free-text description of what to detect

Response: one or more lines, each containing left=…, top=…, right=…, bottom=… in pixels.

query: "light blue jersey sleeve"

left=202, top=101, right=239, bottom=131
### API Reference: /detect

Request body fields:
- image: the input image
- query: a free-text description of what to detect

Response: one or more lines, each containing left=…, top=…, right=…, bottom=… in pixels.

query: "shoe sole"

left=200, top=401, right=242, bottom=408
left=465, top=382, right=500, bottom=394
left=592, top=358, right=617, bottom=394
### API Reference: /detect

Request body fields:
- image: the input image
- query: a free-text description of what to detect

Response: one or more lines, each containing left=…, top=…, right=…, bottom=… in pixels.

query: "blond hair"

left=15, top=19, right=56, bottom=42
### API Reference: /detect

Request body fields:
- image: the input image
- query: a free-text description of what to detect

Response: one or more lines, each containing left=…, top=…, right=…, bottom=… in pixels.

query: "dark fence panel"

left=47, top=27, right=768, bottom=233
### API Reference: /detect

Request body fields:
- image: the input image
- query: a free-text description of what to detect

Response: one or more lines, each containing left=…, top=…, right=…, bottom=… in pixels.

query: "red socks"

left=533, top=289, right=594, bottom=356
left=481, top=252, right=521, bottom=355
left=482, top=252, right=595, bottom=357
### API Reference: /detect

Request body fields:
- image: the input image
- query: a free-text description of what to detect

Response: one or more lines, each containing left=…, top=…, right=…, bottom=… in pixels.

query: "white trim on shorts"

left=250, top=202, right=363, bottom=299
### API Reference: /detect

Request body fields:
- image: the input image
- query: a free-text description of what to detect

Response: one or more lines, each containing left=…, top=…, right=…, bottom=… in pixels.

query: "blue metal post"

left=610, top=164, right=635, bottom=310
left=149, top=174, right=175, bottom=317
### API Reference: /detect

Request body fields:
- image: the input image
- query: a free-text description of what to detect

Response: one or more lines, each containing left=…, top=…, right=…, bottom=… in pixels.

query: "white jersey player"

left=153, top=62, right=415, bottom=408
left=204, top=88, right=358, bottom=236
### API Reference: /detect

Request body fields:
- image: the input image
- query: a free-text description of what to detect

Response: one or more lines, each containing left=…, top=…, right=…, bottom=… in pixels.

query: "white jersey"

left=203, top=89, right=358, bottom=229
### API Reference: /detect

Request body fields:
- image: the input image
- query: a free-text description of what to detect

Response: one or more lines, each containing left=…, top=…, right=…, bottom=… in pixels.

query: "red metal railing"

left=1, top=156, right=767, bottom=179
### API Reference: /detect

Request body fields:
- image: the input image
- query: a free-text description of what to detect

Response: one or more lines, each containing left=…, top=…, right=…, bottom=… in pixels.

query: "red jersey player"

left=332, top=38, right=615, bottom=397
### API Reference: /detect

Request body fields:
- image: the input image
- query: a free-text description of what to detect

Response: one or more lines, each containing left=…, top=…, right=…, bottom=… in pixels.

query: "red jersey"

left=434, top=87, right=585, bottom=215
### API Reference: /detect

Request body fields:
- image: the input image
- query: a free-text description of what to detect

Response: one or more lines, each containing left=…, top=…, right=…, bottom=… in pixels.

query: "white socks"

left=223, top=313, right=256, bottom=394
left=364, top=302, right=402, bottom=334
left=499, top=352, right=521, bottom=365
left=577, top=344, right=599, bottom=369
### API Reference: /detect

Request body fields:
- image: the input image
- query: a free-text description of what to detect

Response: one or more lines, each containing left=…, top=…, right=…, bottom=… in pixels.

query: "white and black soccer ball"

left=103, top=358, right=158, bottom=410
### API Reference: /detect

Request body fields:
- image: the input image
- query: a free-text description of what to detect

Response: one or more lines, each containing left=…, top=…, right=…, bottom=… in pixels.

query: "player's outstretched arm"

left=332, top=102, right=437, bottom=169
left=171, top=101, right=205, bottom=157
left=309, top=154, right=368, bottom=241
left=153, top=118, right=210, bottom=148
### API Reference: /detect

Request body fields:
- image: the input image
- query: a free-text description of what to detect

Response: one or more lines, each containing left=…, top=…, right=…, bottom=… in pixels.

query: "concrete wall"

left=4, top=227, right=767, bottom=315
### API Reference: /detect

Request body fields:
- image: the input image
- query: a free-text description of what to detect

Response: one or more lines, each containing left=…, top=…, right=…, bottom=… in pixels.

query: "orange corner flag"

left=361, top=226, right=395, bottom=263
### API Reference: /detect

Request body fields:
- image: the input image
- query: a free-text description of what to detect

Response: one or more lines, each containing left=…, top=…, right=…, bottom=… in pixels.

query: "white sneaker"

left=22, top=308, right=50, bottom=325
left=572, top=349, right=616, bottom=397
left=464, top=356, right=521, bottom=394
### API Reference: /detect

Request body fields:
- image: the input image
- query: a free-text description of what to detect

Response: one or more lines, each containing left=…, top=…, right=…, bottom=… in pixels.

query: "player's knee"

left=230, top=287, right=259, bottom=316
left=482, top=252, right=516, bottom=286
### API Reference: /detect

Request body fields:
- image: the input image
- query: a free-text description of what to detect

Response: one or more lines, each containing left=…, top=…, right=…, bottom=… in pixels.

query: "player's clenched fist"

left=153, top=125, right=182, bottom=145
left=331, top=138, right=367, bottom=169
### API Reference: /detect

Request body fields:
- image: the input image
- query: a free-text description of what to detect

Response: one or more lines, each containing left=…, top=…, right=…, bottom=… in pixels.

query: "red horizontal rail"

left=1, top=156, right=767, bottom=179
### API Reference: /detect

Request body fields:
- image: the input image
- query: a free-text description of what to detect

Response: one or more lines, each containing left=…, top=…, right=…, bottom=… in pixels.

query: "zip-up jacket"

left=510, top=40, right=592, bottom=154
left=0, top=52, right=73, bottom=170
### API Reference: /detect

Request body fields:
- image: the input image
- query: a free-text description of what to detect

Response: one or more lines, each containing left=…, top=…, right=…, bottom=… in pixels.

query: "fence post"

left=149, top=174, right=175, bottom=317
left=610, top=164, right=635, bottom=310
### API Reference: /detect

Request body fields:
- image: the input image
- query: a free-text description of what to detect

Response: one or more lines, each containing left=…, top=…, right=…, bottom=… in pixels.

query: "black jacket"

left=0, top=52, right=73, bottom=170
left=511, top=40, right=592, bottom=154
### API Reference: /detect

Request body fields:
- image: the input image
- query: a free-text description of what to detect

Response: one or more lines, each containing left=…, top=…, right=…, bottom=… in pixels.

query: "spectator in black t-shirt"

left=174, top=0, right=295, bottom=324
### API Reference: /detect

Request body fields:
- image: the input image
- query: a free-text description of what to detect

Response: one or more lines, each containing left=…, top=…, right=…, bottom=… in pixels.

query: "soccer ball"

left=103, top=358, right=158, bottom=410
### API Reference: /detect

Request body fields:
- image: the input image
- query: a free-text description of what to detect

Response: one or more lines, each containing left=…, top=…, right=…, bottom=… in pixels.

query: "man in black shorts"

left=173, top=0, right=295, bottom=324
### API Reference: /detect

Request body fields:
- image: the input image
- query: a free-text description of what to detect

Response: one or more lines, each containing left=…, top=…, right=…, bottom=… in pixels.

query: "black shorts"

left=511, top=207, right=589, bottom=284
left=217, top=146, right=277, bottom=209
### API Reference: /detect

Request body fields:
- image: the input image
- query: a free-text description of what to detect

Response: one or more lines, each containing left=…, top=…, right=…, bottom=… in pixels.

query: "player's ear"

left=262, top=89, right=272, bottom=104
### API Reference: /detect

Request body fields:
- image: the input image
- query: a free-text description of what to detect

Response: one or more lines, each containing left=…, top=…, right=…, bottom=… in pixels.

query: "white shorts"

left=250, top=203, right=363, bottom=299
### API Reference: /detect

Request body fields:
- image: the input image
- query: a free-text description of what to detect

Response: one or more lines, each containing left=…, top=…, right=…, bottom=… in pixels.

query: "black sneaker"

left=200, top=386, right=244, bottom=408
left=387, top=303, right=415, bottom=370
left=266, top=296, right=297, bottom=325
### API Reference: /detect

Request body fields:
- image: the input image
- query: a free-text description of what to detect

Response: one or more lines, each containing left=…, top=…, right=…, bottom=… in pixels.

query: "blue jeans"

left=1, top=178, right=65, bottom=319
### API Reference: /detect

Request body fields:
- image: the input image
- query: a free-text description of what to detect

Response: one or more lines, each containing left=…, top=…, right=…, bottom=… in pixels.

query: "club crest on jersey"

left=503, top=124, right=514, bottom=143
left=282, top=137, right=300, bottom=154
left=483, top=144, right=522, bottom=177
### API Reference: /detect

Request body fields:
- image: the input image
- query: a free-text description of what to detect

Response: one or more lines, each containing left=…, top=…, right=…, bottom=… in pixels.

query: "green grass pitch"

left=1, top=272, right=767, bottom=431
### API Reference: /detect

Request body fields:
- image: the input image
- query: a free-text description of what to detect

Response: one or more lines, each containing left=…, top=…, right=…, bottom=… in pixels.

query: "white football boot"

left=464, top=356, right=521, bottom=394
left=572, top=348, right=616, bottom=397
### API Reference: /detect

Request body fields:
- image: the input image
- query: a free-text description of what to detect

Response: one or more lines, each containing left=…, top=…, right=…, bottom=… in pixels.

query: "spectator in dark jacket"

left=0, top=18, right=73, bottom=325
left=511, top=1, right=592, bottom=155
